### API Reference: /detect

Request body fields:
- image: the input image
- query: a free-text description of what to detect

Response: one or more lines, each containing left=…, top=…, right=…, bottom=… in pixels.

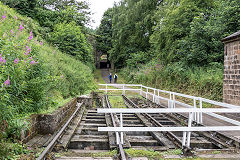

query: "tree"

left=50, top=22, right=93, bottom=64
left=0, top=0, right=38, bottom=16
left=96, top=8, right=113, bottom=55
left=150, top=0, right=215, bottom=65
left=109, top=0, right=158, bottom=68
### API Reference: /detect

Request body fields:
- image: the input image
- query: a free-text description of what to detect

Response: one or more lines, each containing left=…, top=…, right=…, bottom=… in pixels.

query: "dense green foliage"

left=96, top=8, right=113, bottom=55
left=121, top=61, right=223, bottom=100
left=0, top=0, right=90, bottom=29
left=97, top=0, right=158, bottom=68
left=50, top=21, right=93, bottom=64
left=97, top=0, right=239, bottom=67
left=0, top=3, right=95, bottom=158
left=151, top=0, right=240, bottom=65
left=1, top=0, right=94, bottom=66
left=97, top=0, right=239, bottom=100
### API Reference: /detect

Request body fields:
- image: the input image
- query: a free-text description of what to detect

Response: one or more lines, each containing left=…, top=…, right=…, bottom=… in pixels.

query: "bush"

left=50, top=21, right=93, bottom=65
left=120, top=61, right=223, bottom=101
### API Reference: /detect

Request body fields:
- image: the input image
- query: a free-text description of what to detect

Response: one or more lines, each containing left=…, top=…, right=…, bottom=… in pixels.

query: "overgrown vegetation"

left=121, top=61, right=223, bottom=101
left=96, top=0, right=239, bottom=101
left=108, top=96, right=126, bottom=108
left=1, top=0, right=95, bottom=66
left=0, top=2, right=95, bottom=159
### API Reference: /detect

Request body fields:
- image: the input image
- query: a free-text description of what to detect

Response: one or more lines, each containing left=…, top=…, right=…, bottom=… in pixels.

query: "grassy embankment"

left=0, top=3, right=95, bottom=159
left=120, top=61, right=223, bottom=108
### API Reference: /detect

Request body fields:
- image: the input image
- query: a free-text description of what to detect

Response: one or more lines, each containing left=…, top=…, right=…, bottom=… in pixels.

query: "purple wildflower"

left=60, top=75, right=64, bottom=79
left=28, top=31, right=33, bottom=41
left=27, top=48, right=31, bottom=53
left=40, top=41, right=43, bottom=46
left=14, top=16, right=18, bottom=20
left=30, top=60, right=35, bottom=65
left=53, top=50, right=55, bottom=54
left=2, top=14, right=6, bottom=20
left=0, top=55, right=6, bottom=65
left=3, top=76, right=10, bottom=86
left=19, top=24, right=23, bottom=32
left=29, top=57, right=33, bottom=60
left=25, top=46, right=31, bottom=55
left=10, top=30, right=14, bottom=35
left=14, top=58, right=19, bottom=64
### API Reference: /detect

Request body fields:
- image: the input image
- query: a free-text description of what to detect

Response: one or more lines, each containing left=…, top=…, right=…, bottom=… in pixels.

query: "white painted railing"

left=97, top=108, right=240, bottom=148
left=98, top=84, right=240, bottom=126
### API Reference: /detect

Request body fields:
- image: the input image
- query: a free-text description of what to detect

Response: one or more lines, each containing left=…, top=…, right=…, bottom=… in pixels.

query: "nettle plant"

left=0, top=13, right=51, bottom=124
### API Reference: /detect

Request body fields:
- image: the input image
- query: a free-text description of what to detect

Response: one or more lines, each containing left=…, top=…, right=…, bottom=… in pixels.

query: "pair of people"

left=109, top=73, right=118, bottom=83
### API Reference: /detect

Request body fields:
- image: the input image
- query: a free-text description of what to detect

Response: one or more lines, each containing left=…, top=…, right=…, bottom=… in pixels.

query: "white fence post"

left=168, top=93, right=172, bottom=108
left=122, top=85, right=125, bottom=95
left=105, top=85, right=107, bottom=94
left=140, top=85, right=143, bottom=96
left=182, top=131, right=187, bottom=147
left=146, top=88, right=148, bottom=100
left=194, top=98, right=197, bottom=121
left=186, top=112, right=193, bottom=148
left=116, top=132, right=119, bottom=145
left=120, top=113, right=124, bottom=144
left=200, top=98, right=203, bottom=123
left=158, top=89, right=160, bottom=105
left=153, top=89, right=156, bottom=102
left=173, top=93, right=176, bottom=108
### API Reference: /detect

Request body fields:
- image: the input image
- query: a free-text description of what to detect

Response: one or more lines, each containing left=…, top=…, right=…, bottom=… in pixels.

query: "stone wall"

left=222, top=31, right=240, bottom=105
left=36, top=98, right=78, bottom=134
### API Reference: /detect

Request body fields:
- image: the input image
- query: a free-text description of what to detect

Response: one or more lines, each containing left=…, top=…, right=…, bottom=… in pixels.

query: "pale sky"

left=86, top=0, right=121, bottom=29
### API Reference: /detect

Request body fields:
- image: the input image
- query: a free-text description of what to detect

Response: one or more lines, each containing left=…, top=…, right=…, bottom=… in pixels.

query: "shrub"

left=50, top=21, right=93, bottom=65
left=120, top=61, right=223, bottom=101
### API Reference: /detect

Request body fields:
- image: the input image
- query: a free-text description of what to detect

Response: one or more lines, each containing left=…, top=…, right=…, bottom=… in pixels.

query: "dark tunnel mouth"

left=100, top=62, right=111, bottom=69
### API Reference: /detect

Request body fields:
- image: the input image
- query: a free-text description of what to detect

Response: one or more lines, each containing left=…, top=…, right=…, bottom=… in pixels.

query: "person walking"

left=109, top=73, right=112, bottom=83
left=114, top=73, right=118, bottom=83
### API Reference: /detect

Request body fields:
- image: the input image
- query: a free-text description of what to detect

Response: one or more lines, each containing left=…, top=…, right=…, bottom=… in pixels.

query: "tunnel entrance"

left=100, top=61, right=111, bottom=69
left=98, top=54, right=111, bottom=69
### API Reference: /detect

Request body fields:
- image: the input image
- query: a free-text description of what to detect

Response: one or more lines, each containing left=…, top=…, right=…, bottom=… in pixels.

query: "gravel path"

left=101, top=69, right=110, bottom=84
left=101, top=69, right=118, bottom=84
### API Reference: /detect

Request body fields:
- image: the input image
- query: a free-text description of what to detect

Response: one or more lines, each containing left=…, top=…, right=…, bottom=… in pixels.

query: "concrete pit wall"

left=35, top=98, right=78, bottom=134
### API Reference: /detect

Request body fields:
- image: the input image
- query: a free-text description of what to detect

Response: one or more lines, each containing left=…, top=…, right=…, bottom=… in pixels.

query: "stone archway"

left=95, top=52, right=112, bottom=69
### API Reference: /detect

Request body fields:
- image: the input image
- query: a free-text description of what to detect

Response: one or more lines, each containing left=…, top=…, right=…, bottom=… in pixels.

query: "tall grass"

left=120, top=61, right=223, bottom=101
left=0, top=2, right=96, bottom=154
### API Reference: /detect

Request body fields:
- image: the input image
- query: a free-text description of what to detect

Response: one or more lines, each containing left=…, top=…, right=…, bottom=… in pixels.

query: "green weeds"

left=0, top=3, right=95, bottom=159
left=120, top=61, right=223, bottom=103
left=108, top=96, right=126, bottom=108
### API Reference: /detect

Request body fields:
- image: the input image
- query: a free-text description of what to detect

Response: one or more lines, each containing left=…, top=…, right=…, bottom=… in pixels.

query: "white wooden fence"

left=97, top=108, right=240, bottom=148
left=99, top=84, right=240, bottom=126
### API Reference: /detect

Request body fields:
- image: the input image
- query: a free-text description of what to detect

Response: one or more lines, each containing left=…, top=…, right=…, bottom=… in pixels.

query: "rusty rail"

left=105, top=95, right=127, bottom=160
left=36, top=102, right=83, bottom=160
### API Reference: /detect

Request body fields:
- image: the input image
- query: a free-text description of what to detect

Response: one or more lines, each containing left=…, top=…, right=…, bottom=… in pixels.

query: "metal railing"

left=97, top=108, right=240, bottom=148
left=98, top=84, right=240, bottom=126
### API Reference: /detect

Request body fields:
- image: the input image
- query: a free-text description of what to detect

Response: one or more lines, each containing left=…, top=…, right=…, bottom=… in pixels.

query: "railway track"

left=36, top=95, right=128, bottom=160
left=35, top=93, right=240, bottom=159
left=122, top=95, right=240, bottom=152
